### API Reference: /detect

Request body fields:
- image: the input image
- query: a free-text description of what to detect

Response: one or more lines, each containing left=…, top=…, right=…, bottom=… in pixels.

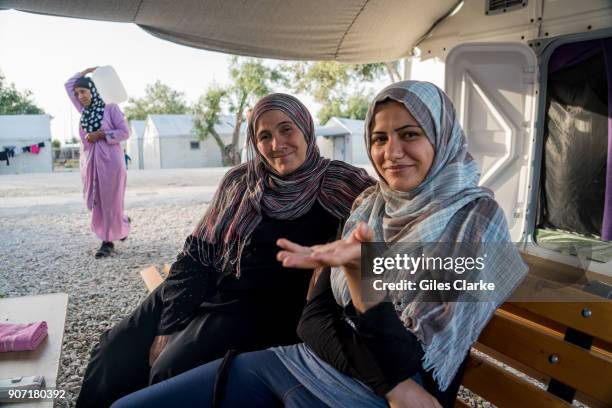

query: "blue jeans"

left=111, top=350, right=329, bottom=408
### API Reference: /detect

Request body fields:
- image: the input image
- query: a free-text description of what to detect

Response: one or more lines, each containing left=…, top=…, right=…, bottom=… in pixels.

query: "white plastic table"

left=0, top=293, right=68, bottom=407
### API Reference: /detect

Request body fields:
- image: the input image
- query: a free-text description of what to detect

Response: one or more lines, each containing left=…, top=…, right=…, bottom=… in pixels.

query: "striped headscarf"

left=193, top=93, right=375, bottom=277
left=331, top=81, right=528, bottom=390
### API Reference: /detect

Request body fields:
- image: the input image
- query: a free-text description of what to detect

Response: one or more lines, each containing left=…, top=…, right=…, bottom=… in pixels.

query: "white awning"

left=0, top=0, right=458, bottom=63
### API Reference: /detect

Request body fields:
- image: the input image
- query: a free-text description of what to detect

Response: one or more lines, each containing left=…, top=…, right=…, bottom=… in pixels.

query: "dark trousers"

left=110, top=350, right=329, bottom=408
left=76, top=287, right=162, bottom=408
left=76, top=286, right=293, bottom=408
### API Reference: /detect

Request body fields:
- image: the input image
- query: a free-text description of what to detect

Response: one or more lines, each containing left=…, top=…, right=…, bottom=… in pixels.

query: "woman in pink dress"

left=65, top=67, right=131, bottom=258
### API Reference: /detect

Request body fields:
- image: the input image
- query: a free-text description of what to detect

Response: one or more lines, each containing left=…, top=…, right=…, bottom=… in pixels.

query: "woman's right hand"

left=277, top=222, right=373, bottom=274
left=386, top=378, right=442, bottom=408
left=80, top=66, right=98, bottom=76
left=85, top=131, right=105, bottom=143
left=278, top=222, right=375, bottom=312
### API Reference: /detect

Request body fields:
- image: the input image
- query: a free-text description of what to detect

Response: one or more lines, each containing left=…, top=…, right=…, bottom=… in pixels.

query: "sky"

left=0, top=10, right=315, bottom=142
left=0, top=9, right=444, bottom=143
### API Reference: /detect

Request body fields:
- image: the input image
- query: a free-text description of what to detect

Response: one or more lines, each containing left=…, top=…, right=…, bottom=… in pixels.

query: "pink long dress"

left=65, top=73, right=131, bottom=242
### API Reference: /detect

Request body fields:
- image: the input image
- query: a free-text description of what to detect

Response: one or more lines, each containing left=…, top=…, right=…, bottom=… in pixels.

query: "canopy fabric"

left=0, top=0, right=457, bottom=63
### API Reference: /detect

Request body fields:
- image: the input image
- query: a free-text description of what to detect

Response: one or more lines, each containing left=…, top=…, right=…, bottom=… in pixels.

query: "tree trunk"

left=230, top=114, right=243, bottom=165
left=231, top=93, right=248, bottom=165
left=384, top=62, right=401, bottom=83
left=209, top=128, right=233, bottom=166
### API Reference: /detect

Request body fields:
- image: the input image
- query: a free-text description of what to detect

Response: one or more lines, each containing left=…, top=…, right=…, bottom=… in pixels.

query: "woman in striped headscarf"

left=111, top=81, right=527, bottom=408
left=76, top=93, right=375, bottom=408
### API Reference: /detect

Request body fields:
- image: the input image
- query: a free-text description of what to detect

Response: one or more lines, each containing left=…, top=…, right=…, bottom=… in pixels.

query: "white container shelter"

left=142, top=114, right=245, bottom=169
left=316, top=117, right=368, bottom=165
left=0, top=115, right=53, bottom=175
left=127, top=120, right=145, bottom=169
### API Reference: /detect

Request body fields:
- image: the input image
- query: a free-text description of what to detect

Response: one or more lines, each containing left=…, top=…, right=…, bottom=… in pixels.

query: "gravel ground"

left=0, top=169, right=223, bottom=407
left=2, top=204, right=204, bottom=406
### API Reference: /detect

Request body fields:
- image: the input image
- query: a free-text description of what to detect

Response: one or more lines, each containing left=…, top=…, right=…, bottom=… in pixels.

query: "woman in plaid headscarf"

left=111, top=81, right=527, bottom=408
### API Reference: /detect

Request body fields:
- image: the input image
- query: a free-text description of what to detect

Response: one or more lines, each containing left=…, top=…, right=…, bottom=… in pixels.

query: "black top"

left=298, top=268, right=466, bottom=408
left=157, top=201, right=341, bottom=337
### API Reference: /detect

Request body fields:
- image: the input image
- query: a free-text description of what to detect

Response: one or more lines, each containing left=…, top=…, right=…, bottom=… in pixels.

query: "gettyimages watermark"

left=359, top=242, right=610, bottom=303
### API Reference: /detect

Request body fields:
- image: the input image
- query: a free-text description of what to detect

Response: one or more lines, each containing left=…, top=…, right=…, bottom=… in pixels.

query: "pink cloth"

left=65, top=73, right=131, bottom=242
left=0, top=321, right=48, bottom=352
left=30, top=144, right=40, bottom=154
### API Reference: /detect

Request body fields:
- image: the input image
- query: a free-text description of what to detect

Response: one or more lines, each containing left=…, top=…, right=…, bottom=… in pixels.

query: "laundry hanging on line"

left=29, top=141, right=45, bottom=154
left=1, top=141, right=47, bottom=166
left=0, top=151, right=9, bottom=166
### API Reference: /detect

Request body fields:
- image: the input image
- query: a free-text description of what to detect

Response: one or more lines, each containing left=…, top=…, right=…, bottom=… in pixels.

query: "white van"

left=412, top=0, right=612, bottom=280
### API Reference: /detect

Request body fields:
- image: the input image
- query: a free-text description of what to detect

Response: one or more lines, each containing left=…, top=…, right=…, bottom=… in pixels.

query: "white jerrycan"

left=91, top=66, right=128, bottom=104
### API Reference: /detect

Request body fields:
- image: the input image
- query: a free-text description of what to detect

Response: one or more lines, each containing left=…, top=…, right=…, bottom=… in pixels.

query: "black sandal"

left=95, top=241, right=114, bottom=259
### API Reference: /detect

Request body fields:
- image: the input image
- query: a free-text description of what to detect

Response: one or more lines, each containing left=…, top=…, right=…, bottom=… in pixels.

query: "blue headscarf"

left=332, top=81, right=528, bottom=390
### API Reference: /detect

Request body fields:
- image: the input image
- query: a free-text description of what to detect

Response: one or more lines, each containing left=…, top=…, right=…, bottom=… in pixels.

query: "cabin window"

left=535, top=37, right=612, bottom=262
left=190, top=141, right=200, bottom=150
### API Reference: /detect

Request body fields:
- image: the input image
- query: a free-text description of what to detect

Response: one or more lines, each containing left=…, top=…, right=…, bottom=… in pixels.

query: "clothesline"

left=0, top=141, right=47, bottom=166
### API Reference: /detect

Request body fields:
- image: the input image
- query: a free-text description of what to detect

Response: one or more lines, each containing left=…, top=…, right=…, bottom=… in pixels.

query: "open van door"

left=445, top=43, right=538, bottom=242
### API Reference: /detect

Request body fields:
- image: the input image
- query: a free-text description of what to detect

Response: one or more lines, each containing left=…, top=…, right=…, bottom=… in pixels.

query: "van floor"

left=535, top=227, right=612, bottom=263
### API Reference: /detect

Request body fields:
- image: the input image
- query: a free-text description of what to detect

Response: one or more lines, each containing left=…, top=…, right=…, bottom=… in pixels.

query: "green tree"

left=51, top=139, right=61, bottom=149
left=0, top=70, right=45, bottom=114
left=192, top=57, right=286, bottom=165
left=124, top=80, right=188, bottom=121
left=317, top=93, right=372, bottom=125
left=192, top=85, right=232, bottom=164
left=281, top=61, right=399, bottom=123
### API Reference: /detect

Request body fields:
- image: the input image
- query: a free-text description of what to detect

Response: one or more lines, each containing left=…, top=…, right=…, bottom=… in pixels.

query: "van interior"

left=536, top=37, right=612, bottom=263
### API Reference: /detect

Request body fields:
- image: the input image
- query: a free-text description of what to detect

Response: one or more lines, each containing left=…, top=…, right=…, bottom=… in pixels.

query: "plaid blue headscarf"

left=331, top=81, right=528, bottom=390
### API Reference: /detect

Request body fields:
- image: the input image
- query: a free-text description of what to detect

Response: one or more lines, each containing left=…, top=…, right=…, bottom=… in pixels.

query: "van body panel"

left=445, top=42, right=538, bottom=242
left=418, top=0, right=612, bottom=60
